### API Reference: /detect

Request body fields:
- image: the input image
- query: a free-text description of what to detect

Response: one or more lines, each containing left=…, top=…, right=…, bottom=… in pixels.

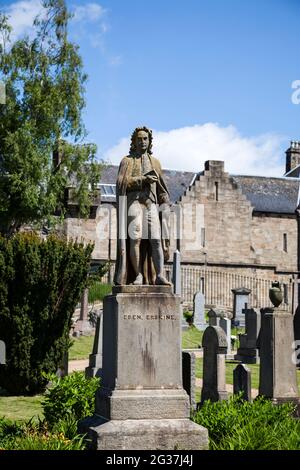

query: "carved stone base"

left=80, top=286, right=208, bottom=450
left=79, top=416, right=208, bottom=451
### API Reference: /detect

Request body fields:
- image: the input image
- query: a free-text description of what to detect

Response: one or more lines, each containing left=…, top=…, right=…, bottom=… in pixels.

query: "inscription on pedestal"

left=123, top=314, right=175, bottom=320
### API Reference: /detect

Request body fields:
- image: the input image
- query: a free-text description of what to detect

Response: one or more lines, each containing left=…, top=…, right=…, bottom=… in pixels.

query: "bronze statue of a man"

left=114, top=126, right=171, bottom=286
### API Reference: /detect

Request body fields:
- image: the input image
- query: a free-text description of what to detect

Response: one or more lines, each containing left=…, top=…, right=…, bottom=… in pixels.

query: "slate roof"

left=99, top=165, right=194, bottom=204
left=232, top=175, right=300, bottom=214
left=99, top=165, right=300, bottom=214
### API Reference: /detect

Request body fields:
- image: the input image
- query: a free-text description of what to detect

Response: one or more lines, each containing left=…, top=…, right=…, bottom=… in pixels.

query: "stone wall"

left=65, top=204, right=117, bottom=261
left=173, top=160, right=298, bottom=273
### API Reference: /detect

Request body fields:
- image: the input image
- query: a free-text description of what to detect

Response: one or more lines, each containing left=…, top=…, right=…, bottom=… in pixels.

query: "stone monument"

left=80, top=127, right=208, bottom=450
left=182, top=351, right=196, bottom=411
left=0, top=340, right=5, bottom=365
left=208, top=307, right=225, bottom=327
left=200, top=326, right=228, bottom=404
left=234, top=308, right=260, bottom=364
left=257, top=282, right=299, bottom=403
left=233, top=364, right=251, bottom=401
left=232, top=287, right=251, bottom=328
left=193, top=291, right=206, bottom=331
left=219, top=317, right=232, bottom=357
left=74, top=288, right=94, bottom=335
left=85, top=312, right=103, bottom=379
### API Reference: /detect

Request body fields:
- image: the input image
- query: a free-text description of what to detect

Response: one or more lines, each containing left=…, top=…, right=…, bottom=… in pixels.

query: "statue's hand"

left=145, top=175, right=158, bottom=184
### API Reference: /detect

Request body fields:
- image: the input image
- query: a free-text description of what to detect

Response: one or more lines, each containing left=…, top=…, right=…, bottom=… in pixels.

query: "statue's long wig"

left=129, top=126, right=153, bottom=156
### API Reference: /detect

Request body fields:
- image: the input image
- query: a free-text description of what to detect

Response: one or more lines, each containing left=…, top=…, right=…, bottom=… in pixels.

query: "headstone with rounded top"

left=193, top=292, right=206, bottom=331
left=200, top=326, right=228, bottom=404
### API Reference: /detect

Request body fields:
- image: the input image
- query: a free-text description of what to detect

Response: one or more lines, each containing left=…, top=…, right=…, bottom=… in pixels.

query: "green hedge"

left=0, top=233, right=93, bottom=395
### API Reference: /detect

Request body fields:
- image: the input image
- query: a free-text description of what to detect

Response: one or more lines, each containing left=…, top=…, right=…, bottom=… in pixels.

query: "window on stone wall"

left=215, top=182, right=219, bottom=201
left=283, top=233, right=288, bottom=252
left=201, top=228, right=206, bottom=247
left=283, top=284, right=288, bottom=304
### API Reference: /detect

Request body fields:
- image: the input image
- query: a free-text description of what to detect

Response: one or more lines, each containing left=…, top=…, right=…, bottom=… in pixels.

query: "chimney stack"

left=285, top=141, right=300, bottom=174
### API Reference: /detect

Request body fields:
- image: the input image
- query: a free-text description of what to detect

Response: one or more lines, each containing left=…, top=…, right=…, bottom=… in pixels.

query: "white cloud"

left=104, top=123, right=287, bottom=177
left=72, top=3, right=106, bottom=23
left=3, top=0, right=44, bottom=40
left=2, top=1, right=121, bottom=66
left=109, top=55, right=122, bottom=66
left=70, top=3, right=121, bottom=65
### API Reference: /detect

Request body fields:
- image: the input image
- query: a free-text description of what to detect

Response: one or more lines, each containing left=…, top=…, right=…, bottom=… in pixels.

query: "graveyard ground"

left=2, top=326, right=300, bottom=423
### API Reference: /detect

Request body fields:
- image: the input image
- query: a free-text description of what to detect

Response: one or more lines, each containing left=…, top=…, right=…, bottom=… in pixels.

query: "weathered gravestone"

left=0, top=340, right=5, bottom=365
left=234, top=308, right=260, bottom=364
left=182, top=351, right=196, bottom=410
left=200, top=326, right=228, bottom=404
left=258, top=307, right=299, bottom=402
left=85, top=312, right=103, bottom=379
left=232, top=287, right=251, bottom=328
left=208, top=308, right=225, bottom=327
left=56, top=351, right=69, bottom=377
left=74, top=288, right=94, bottom=335
left=233, top=364, right=251, bottom=401
left=193, top=292, right=206, bottom=331
left=80, top=285, right=208, bottom=450
left=219, top=317, right=232, bottom=357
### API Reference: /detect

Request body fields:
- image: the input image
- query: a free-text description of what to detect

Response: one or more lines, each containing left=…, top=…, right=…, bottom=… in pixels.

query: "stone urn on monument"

left=80, top=127, right=208, bottom=450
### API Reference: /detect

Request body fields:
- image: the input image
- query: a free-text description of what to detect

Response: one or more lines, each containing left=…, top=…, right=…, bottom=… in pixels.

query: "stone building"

left=64, top=141, right=300, bottom=312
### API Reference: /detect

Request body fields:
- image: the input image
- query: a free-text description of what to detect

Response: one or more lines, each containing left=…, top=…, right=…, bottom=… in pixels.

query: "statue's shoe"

left=133, top=274, right=143, bottom=285
left=155, top=276, right=172, bottom=286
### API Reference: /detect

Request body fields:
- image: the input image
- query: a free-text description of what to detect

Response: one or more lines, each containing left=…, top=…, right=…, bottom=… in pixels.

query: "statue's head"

left=129, top=126, right=153, bottom=156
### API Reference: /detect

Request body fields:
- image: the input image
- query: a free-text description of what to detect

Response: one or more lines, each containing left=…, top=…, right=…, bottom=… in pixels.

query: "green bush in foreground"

left=42, top=372, right=100, bottom=426
left=0, top=417, right=85, bottom=450
left=193, top=394, right=300, bottom=450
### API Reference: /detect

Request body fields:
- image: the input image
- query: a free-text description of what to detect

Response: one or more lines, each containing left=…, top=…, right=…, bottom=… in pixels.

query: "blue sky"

left=1, top=0, right=300, bottom=174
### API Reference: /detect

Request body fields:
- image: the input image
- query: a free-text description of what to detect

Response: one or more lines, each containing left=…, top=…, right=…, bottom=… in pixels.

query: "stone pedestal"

left=258, top=308, right=299, bottom=401
left=80, top=285, right=208, bottom=450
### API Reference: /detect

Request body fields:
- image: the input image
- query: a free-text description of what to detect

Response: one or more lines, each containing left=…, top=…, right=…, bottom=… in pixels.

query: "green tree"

left=0, top=0, right=101, bottom=236
left=0, top=233, right=94, bottom=395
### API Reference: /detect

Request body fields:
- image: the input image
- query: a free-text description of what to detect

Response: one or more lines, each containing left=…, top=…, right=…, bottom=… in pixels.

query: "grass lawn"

left=0, top=395, right=43, bottom=422
left=69, top=335, right=94, bottom=360
left=195, top=358, right=260, bottom=389
left=182, top=326, right=203, bottom=349
left=195, top=358, right=300, bottom=393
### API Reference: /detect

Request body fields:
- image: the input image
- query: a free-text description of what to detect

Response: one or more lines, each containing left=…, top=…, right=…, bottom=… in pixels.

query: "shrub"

left=0, top=233, right=93, bottom=395
left=0, top=417, right=86, bottom=450
left=42, top=371, right=100, bottom=426
left=183, top=310, right=193, bottom=325
left=193, top=394, right=300, bottom=450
